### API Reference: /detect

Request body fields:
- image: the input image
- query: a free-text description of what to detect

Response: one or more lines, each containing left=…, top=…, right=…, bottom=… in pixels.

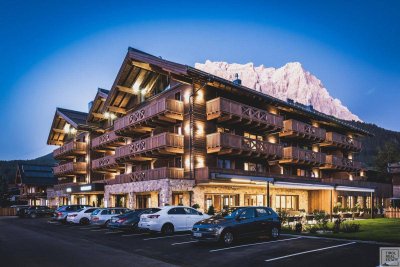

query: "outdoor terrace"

left=53, top=141, right=87, bottom=160
left=106, top=167, right=184, bottom=185
left=279, top=119, right=326, bottom=142
left=53, top=162, right=87, bottom=177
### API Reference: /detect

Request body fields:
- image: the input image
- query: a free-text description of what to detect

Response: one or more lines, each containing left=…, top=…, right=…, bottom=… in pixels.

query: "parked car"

left=14, top=205, right=31, bottom=217
left=53, top=205, right=92, bottom=222
left=66, top=207, right=99, bottom=225
left=139, top=206, right=210, bottom=234
left=108, top=208, right=161, bottom=232
left=22, top=206, right=54, bottom=218
left=90, top=208, right=130, bottom=227
left=192, top=206, right=281, bottom=246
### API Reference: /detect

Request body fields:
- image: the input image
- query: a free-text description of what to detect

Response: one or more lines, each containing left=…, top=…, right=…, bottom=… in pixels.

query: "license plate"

left=193, top=233, right=202, bottom=237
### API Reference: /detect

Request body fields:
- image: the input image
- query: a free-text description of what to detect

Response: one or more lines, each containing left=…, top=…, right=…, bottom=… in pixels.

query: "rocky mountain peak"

left=195, top=61, right=361, bottom=122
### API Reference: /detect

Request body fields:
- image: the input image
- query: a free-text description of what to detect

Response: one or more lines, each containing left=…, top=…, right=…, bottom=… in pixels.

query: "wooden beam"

left=92, top=112, right=105, bottom=119
left=131, top=69, right=148, bottom=91
left=108, top=106, right=127, bottom=114
left=52, top=128, right=64, bottom=134
left=116, top=86, right=136, bottom=94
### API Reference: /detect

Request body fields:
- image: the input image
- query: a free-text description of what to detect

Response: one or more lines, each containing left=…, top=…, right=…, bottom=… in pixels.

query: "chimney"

left=88, top=101, right=93, bottom=112
left=233, top=73, right=241, bottom=85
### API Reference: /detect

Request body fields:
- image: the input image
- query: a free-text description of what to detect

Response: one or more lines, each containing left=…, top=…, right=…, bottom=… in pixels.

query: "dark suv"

left=192, top=206, right=281, bottom=246
left=53, top=205, right=92, bottom=222
left=23, top=206, right=54, bottom=218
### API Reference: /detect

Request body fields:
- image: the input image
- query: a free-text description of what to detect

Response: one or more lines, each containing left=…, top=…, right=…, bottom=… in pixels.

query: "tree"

left=0, top=176, right=9, bottom=207
left=374, top=142, right=400, bottom=173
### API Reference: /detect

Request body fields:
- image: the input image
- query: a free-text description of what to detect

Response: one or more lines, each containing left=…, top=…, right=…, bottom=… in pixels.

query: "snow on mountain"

left=195, top=60, right=361, bottom=121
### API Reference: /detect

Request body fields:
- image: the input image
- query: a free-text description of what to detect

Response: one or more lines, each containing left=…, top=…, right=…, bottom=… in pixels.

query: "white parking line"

left=90, top=229, right=107, bottom=232
left=121, top=233, right=149, bottom=237
left=105, top=231, right=124, bottom=234
left=47, top=221, right=60, bottom=224
left=171, top=240, right=198, bottom=246
left=143, top=234, right=191, bottom=241
left=264, top=242, right=356, bottom=262
left=79, top=227, right=95, bottom=230
left=209, top=237, right=302, bottom=253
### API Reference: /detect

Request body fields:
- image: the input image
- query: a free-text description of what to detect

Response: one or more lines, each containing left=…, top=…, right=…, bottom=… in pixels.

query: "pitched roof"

left=119, top=47, right=372, bottom=136
left=56, top=108, right=88, bottom=128
left=16, top=164, right=57, bottom=186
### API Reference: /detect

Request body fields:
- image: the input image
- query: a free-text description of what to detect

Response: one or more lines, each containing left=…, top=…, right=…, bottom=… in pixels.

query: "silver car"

left=90, top=208, right=130, bottom=227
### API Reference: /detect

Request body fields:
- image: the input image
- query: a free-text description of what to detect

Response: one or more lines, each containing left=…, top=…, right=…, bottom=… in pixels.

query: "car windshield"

left=222, top=208, right=245, bottom=219
left=76, top=208, right=84, bottom=212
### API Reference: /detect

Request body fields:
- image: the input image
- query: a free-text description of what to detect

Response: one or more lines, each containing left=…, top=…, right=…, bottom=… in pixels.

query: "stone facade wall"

left=104, top=179, right=196, bottom=209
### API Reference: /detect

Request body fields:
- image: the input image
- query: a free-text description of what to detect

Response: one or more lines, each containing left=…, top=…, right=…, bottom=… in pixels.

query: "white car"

left=139, top=206, right=210, bottom=234
left=66, top=207, right=99, bottom=225
left=90, top=208, right=131, bottom=227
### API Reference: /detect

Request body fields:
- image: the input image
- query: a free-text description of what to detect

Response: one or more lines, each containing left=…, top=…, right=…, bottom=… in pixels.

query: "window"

left=168, top=207, right=186, bottom=215
left=217, top=159, right=233, bottom=169
left=275, top=195, right=299, bottom=211
left=84, top=208, right=96, bottom=213
left=217, top=127, right=233, bottom=134
left=256, top=208, right=272, bottom=217
left=172, top=193, right=184, bottom=205
left=244, top=194, right=265, bottom=206
left=101, top=210, right=110, bottom=215
left=244, top=162, right=266, bottom=173
left=244, top=132, right=264, bottom=141
left=184, top=208, right=199, bottom=215
left=175, top=92, right=181, bottom=101
left=239, top=208, right=256, bottom=220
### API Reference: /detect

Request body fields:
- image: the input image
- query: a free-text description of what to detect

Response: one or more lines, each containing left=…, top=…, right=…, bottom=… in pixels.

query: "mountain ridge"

left=195, top=60, right=361, bottom=121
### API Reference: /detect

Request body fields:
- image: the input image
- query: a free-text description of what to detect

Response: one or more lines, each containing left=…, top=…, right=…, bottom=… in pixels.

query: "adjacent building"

left=15, top=164, right=57, bottom=206
left=46, top=47, right=392, bottom=213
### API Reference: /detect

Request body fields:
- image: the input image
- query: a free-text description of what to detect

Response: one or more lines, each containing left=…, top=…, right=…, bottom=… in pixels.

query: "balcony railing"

left=115, top=133, right=184, bottom=161
left=280, top=119, right=326, bottom=141
left=92, top=155, right=118, bottom=171
left=53, top=141, right=87, bottom=159
left=281, top=147, right=326, bottom=165
left=114, top=98, right=183, bottom=133
left=324, top=155, right=362, bottom=170
left=321, top=132, right=362, bottom=151
left=91, top=131, right=125, bottom=150
left=206, top=132, right=283, bottom=158
left=106, top=167, right=184, bottom=185
left=53, top=162, right=87, bottom=176
left=206, top=97, right=284, bottom=130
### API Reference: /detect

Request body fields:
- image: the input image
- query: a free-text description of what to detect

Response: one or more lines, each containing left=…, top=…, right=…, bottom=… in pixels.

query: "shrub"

left=314, top=211, right=329, bottom=230
left=340, top=222, right=360, bottom=233
left=295, top=222, right=302, bottom=233
left=207, top=205, right=215, bottom=215
left=278, top=210, right=288, bottom=225
left=191, top=203, right=200, bottom=209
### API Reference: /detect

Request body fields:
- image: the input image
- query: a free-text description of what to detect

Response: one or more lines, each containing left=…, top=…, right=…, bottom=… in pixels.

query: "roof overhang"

left=87, top=88, right=109, bottom=123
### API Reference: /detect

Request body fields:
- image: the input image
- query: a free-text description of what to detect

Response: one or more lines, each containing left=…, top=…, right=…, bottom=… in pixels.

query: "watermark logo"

left=380, top=247, right=400, bottom=267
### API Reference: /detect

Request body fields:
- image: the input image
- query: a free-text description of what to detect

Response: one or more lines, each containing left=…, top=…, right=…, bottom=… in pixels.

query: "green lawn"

left=286, top=218, right=400, bottom=243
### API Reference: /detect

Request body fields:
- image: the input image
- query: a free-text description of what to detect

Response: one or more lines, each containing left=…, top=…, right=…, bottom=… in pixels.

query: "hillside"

left=349, top=121, right=400, bottom=167
left=0, top=153, right=56, bottom=183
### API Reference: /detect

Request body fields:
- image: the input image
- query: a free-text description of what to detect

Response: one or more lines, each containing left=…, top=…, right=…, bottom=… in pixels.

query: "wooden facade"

left=46, top=47, right=391, bottom=212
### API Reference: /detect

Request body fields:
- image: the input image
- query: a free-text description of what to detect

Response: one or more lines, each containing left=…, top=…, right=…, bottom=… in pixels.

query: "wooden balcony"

left=91, top=131, right=125, bottom=151
left=279, top=119, right=326, bottom=142
left=206, top=132, right=283, bottom=159
left=53, top=141, right=87, bottom=159
left=106, top=167, right=184, bottom=185
left=206, top=97, right=284, bottom=131
left=115, top=133, right=184, bottom=162
left=320, top=132, right=362, bottom=151
left=53, top=162, right=87, bottom=177
left=114, top=98, right=183, bottom=135
left=92, top=155, right=120, bottom=173
left=280, top=147, right=326, bottom=166
left=322, top=155, right=362, bottom=171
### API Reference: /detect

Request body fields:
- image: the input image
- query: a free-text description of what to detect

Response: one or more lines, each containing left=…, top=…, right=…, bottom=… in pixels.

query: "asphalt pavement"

left=0, top=217, right=390, bottom=267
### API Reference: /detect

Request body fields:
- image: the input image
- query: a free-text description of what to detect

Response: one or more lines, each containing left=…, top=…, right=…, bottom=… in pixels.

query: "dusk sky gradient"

left=1, top=0, right=400, bottom=160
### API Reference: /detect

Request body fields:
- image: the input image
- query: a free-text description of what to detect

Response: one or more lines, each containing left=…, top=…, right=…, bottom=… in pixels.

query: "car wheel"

left=221, top=230, right=235, bottom=246
left=80, top=218, right=89, bottom=225
left=161, top=223, right=174, bottom=235
left=30, top=213, right=37, bottom=219
left=270, top=227, right=280, bottom=240
left=104, top=220, right=110, bottom=228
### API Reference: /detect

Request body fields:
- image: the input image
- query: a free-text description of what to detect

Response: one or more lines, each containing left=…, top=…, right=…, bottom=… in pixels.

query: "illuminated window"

left=275, top=195, right=299, bottom=211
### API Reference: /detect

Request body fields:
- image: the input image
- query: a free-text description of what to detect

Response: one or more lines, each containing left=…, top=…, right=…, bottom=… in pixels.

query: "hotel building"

left=47, top=47, right=392, bottom=213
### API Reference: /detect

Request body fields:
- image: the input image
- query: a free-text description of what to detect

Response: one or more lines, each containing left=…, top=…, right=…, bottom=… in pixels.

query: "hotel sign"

left=64, top=183, right=104, bottom=194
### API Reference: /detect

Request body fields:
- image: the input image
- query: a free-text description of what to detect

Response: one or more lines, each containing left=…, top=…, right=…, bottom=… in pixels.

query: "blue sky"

left=1, top=0, right=399, bottom=160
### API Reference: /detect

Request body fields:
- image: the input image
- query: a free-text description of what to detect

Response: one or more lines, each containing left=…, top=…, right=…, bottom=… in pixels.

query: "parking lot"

left=0, top=217, right=384, bottom=267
